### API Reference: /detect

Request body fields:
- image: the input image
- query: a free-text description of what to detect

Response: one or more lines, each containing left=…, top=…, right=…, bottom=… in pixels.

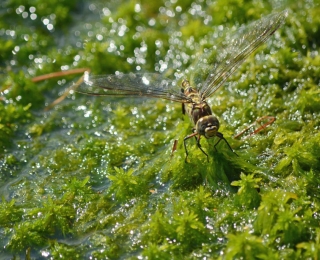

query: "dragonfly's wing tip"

left=279, top=9, right=289, bottom=21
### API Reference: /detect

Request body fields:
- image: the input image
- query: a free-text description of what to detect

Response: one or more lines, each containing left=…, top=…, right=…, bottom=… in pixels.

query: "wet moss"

left=1, top=0, right=320, bottom=259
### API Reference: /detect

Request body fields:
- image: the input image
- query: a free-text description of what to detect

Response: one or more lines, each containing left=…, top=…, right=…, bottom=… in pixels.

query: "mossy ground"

left=1, top=0, right=320, bottom=259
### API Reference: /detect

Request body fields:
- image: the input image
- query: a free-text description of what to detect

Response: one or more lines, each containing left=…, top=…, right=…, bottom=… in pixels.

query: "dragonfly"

left=77, top=10, right=288, bottom=162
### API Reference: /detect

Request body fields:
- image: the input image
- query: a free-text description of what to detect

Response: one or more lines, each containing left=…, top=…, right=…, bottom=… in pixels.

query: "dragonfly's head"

left=196, top=116, right=220, bottom=138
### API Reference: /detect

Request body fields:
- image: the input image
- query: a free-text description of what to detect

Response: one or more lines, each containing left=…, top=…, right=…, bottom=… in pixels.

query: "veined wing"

left=195, top=10, right=288, bottom=99
left=77, top=72, right=191, bottom=103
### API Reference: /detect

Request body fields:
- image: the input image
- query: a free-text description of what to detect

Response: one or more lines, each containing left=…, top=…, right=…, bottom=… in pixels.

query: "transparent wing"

left=190, top=10, right=288, bottom=99
left=77, top=72, right=191, bottom=103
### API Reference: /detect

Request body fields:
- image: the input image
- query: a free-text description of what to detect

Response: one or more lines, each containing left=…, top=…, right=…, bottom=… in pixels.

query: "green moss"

left=1, top=0, right=320, bottom=258
left=224, top=231, right=276, bottom=259
left=0, top=199, right=23, bottom=227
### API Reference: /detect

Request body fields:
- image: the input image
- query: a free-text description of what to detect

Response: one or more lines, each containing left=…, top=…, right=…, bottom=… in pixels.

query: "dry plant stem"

left=43, top=72, right=89, bottom=111
left=234, top=116, right=276, bottom=139
left=32, top=68, right=90, bottom=82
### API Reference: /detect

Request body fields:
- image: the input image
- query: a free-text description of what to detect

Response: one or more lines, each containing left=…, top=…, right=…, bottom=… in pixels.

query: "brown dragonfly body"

left=181, top=79, right=233, bottom=161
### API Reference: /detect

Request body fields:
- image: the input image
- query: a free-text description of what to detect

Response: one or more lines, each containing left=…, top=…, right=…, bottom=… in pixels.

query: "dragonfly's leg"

left=181, top=89, right=186, bottom=115
left=183, top=132, right=198, bottom=163
left=216, top=132, right=238, bottom=156
left=192, top=128, right=200, bottom=144
left=182, top=103, right=185, bottom=115
left=193, top=129, right=208, bottom=160
left=195, top=135, right=209, bottom=162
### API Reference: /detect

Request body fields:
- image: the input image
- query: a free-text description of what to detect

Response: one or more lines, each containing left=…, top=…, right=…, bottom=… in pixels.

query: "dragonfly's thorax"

left=185, top=101, right=212, bottom=125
